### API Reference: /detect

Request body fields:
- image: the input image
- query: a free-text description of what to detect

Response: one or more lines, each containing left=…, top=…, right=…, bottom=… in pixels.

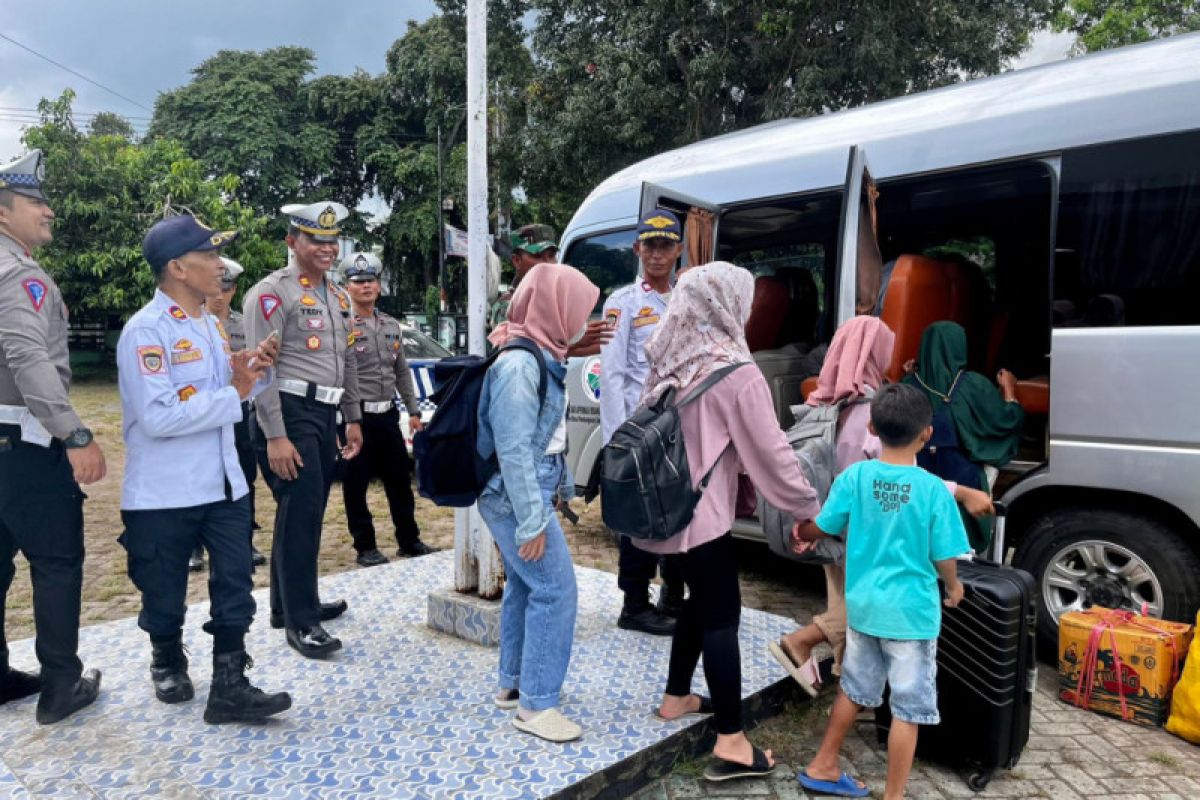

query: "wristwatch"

left=62, top=428, right=94, bottom=449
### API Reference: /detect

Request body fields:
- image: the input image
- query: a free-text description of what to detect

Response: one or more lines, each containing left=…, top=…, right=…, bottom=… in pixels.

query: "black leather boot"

left=204, top=651, right=292, bottom=724
left=617, top=600, right=676, bottom=636
left=150, top=636, right=194, bottom=704
left=35, top=669, right=101, bottom=725
left=657, top=586, right=686, bottom=619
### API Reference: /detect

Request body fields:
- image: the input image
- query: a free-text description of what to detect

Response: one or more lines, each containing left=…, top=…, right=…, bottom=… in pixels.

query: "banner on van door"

left=582, top=357, right=601, bottom=401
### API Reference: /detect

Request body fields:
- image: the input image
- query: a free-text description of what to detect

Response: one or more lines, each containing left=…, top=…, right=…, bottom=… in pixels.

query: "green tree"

left=148, top=47, right=342, bottom=217
left=1055, top=0, right=1199, bottom=51
left=87, top=111, right=136, bottom=141
left=23, top=91, right=281, bottom=324
left=521, top=0, right=1061, bottom=217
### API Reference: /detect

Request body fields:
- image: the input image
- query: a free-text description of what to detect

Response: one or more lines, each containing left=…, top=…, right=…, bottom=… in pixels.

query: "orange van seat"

left=1015, top=377, right=1049, bottom=415
left=800, top=376, right=819, bottom=401
left=879, top=254, right=990, bottom=381
left=745, top=276, right=789, bottom=352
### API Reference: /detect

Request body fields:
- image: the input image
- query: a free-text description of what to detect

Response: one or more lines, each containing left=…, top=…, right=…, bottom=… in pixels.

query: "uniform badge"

left=260, top=294, right=281, bottom=320
left=168, top=306, right=187, bottom=321
left=177, top=385, right=198, bottom=402
left=347, top=331, right=357, bottom=347
left=138, top=345, right=165, bottom=375
left=172, top=338, right=193, bottom=351
left=303, top=318, right=325, bottom=330
left=299, top=275, right=313, bottom=288
left=215, top=320, right=229, bottom=342
left=604, top=308, right=621, bottom=326
left=21, top=278, right=46, bottom=311
left=300, top=295, right=317, bottom=307
left=637, top=306, right=654, bottom=316
left=644, top=215, right=675, bottom=230
left=306, top=335, right=321, bottom=351
left=171, top=350, right=203, bottom=365
left=355, top=345, right=367, bottom=354
left=317, top=206, right=338, bottom=229
left=338, top=294, right=349, bottom=311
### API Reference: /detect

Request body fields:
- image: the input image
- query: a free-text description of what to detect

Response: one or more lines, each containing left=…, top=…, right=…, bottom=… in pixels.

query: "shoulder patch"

left=168, top=306, right=188, bottom=321
left=338, top=293, right=349, bottom=311
left=604, top=307, right=621, bottom=325
left=260, top=294, right=281, bottom=320
left=20, top=278, right=47, bottom=311
left=177, top=385, right=197, bottom=402
left=138, top=345, right=166, bottom=375
left=305, top=335, right=321, bottom=351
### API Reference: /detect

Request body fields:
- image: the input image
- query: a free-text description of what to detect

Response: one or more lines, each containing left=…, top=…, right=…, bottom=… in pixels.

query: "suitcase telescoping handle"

left=990, top=500, right=1008, bottom=564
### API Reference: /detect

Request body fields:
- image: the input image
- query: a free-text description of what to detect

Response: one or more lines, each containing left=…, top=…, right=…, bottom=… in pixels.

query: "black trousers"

left=233, top=401, right=259, bottom=533
left=254, top=394, right=337, bottom=630
left=618, top=535, right=685, bottom=605
left=0, top=425, right=84, bottom=690
left=341, top=407, right=420, bottom=553
left=120, top=496, right=255, bottom=637
left=665, top=532, right=744, bottom=735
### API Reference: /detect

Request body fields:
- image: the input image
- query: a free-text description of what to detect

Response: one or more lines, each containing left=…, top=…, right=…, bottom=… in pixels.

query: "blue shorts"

left=840, top=627, right=939, bottom=725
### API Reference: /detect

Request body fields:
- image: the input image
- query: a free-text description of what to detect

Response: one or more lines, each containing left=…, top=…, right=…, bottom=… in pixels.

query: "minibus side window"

left=1056, top=131, right=1200, bottom=327
left=563, top=229, right=639, bottom=313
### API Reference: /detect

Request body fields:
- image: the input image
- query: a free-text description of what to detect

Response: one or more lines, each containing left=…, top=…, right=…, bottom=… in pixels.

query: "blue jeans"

left=841, top=627, right=940, bottom=725
left=478, top=454, right=577, bottom=712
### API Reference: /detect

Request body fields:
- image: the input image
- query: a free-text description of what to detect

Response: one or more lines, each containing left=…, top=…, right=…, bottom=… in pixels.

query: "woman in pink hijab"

left=769, top=316, right=894, bottom=696
left=476, top=264, right=599, bottom=743
left=638, top=262, right=819, bottom=782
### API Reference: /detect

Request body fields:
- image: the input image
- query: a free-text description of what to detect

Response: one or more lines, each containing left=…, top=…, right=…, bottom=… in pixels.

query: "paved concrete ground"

left=590, top=504, right=1200, bottom=800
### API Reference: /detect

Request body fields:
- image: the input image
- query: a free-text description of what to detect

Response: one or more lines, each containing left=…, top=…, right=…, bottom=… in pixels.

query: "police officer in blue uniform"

left=600, top=209, right=687, bottom=636
left=117, top=215, right=291, bottom=723
left=0, top=150, right=104, bottom=724
left=243, top=202, right=362, bottom=658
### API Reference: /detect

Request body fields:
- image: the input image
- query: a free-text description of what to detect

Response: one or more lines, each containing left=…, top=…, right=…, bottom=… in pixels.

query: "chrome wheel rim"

left=1042, top=539, right=1164, bottom=622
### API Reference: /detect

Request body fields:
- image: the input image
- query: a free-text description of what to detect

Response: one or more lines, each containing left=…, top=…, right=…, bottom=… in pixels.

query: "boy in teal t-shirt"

left=793, top=384, right=971, bottom=800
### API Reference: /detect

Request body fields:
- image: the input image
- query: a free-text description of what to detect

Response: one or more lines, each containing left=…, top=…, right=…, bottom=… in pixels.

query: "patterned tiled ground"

left=0, top=551, right=796, bottom=800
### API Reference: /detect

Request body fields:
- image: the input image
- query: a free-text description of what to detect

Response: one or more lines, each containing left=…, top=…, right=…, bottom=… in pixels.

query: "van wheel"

left=1012, top=508, right=1200, bottom=659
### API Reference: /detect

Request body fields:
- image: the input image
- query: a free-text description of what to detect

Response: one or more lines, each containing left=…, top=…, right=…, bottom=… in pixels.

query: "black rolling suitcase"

left=875, top=504, right=1038, bottom=792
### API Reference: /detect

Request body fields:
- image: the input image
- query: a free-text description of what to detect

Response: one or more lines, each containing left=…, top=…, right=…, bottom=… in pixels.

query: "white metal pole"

left=455, top=0, right=503, bottom=597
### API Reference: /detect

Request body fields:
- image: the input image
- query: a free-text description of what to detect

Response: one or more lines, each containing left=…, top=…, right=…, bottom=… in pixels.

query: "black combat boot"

left=204, top=651, right=292, bottom=724
left=150, top=636, right=194, bottom=704
left=617, top=598, right=676, bottom=636
left=656, top=585, right=686, bottom=619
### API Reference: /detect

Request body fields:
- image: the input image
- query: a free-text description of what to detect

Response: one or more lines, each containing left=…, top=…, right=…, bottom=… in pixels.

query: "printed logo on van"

left=582, top=357, right=601, bottom=401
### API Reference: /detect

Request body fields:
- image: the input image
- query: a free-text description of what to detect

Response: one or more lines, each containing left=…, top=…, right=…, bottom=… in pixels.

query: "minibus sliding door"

left=639, top=182, right=722, bottom=268
left=834, top=146, right=884, bottom=327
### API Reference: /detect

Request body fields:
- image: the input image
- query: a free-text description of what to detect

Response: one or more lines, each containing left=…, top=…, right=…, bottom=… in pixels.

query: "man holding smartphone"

left=243, top=201, right=362, bottom=658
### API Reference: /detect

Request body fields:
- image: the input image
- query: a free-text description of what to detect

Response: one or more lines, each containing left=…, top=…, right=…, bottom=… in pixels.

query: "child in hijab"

left=638, top=262, right=820, bottom=782
left=476, top=263, right=599, bottom=743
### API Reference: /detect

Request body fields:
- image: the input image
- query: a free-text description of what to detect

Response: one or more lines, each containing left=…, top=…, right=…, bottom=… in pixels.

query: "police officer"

left=339, top=252, right=434, bottom=566
left=0, top=150, right=103, bottom=724
left=117, top=215, right=292, bottom=723
left=190, top=257, right=267, bottom=572
left=600, top=209, right=687, bottom=636
left=243, top=201, right=362, bottom=658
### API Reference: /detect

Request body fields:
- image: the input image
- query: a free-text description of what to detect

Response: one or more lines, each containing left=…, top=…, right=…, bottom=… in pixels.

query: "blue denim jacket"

left=477, top=347, right=574, bottom=544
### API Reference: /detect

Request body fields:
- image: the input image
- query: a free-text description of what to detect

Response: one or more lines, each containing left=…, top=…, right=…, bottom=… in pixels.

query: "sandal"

left=768, top=640, right=821, bottom=697
left=703, top=744, right=774, bottom=782
left=651, top=694, right=713, bottom=721
left=512, top=708, right=583, bottom=743
left=494, top=689, right=519, bottom=710
left=797, top=769, right=869, bottom=797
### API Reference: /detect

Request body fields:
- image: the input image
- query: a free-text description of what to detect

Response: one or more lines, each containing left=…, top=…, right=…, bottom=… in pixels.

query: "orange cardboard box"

left=1059, top=608, right=1193, bottom=728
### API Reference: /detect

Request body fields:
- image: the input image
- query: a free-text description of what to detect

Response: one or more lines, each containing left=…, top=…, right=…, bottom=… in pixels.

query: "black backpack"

left=413, top=338, right=547, bottom=507
left=600, top=363, right=747, bottom=540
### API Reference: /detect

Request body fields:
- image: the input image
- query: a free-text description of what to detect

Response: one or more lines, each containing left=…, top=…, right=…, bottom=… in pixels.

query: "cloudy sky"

left=0, top=0, right=438, bottom=157
left=0, top=2, right=1075, bottom=160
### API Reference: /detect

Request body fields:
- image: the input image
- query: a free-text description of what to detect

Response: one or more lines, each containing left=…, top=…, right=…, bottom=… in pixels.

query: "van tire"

left=1012, top=508, right=1200, bottom=661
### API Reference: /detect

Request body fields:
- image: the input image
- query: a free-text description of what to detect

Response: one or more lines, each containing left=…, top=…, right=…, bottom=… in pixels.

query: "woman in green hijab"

left=903, top=321, right=1025, bottom=550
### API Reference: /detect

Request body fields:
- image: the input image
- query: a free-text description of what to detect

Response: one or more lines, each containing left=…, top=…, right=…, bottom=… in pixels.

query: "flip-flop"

left=796, top=769, right=870, bottom=797
left=768, top=640, right=820, bottom=697
left=651, top=694, right=713, bottom=721
left=703, top=744, right=774, bottom=782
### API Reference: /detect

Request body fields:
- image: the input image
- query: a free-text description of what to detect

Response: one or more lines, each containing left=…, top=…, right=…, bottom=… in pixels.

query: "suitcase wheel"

left=967, top=770, right=994, bottom=792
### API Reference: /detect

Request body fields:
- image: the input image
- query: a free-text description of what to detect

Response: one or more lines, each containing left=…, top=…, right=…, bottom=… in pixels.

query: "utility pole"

left=436, top=125, right=444, bottom=313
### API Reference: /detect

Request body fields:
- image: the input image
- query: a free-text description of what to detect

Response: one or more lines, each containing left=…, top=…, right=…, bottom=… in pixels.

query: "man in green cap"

left=488, top=224, right=559, bottom=331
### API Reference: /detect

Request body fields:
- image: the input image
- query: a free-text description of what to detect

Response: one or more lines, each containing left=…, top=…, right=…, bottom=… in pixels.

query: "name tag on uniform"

left=300, top=307, right=322, bottom=317
left=171, top=349, right=204, bottom=365
left=632, top=314, right=660, bottom=328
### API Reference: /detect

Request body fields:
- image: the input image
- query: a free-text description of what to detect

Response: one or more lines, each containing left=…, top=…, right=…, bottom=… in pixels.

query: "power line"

left=0, top=32, right=153, bottom=112
left=0, top=106, right=152, bottom=121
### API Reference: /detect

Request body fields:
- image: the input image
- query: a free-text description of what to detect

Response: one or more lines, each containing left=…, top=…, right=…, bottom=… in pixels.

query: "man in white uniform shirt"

left=116, top=215, right=291, bottom=724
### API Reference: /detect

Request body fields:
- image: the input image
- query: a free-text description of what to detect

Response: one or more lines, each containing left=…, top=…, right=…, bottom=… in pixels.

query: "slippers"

left=797, top=769, right=869, bottom=797
left=651, top=694, right=713, bottom=721
left=512, top=708, right=582, bottom=743
left=768, top=640, right=820, bottom=697
left=494, top=689, right=519, bottom=710
left=703, top=744, right=774, bottom=782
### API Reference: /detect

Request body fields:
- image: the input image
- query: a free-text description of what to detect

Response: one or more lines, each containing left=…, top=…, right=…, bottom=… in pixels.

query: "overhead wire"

left=0, top=33, right=153, bottom=112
